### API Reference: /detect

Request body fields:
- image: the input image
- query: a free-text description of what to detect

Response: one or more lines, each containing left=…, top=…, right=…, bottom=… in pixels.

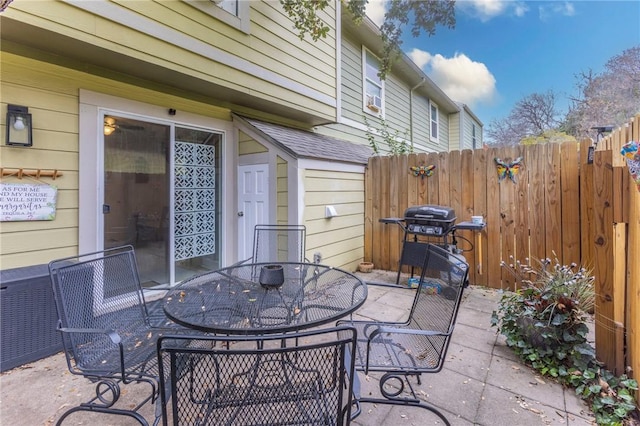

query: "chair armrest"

left=58, top=326, right=121, bottom=344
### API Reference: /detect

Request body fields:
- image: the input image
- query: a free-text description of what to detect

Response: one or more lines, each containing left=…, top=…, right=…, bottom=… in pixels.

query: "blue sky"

left=367, top=1, right=640, bottom=127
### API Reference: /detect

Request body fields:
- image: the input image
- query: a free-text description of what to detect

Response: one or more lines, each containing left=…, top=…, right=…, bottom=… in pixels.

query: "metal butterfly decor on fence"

left=494, top=157, right=523, bottom=184
left=409, top=165, right=436, bottom=179
left=621, top=140, right=640, bottom=192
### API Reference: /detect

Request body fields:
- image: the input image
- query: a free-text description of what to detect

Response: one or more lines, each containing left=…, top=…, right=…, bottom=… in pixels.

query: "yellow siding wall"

left=276, top=156, right=288, bottom=224
left=3, top=0, right=337, bottom=121
left=303, top=169, right=364, bottom=272
left=238, top=131, right=268, bottom=155
left=449, top=114, right=461, bottom=150
left=0, top=52, right=229, bottom=269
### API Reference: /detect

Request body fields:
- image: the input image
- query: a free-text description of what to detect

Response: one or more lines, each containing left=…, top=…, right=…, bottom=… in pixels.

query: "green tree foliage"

left=280, top=0, right=456, bottom=79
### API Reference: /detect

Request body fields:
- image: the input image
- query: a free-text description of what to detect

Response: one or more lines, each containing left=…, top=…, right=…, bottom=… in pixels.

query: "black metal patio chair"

left=338, top=243, right=469, bottom=425
left=157, top=326, right=357, bottom=426
left=238, top=224, right=308, bottom=265
left=48, top=245, right=199, bottom=425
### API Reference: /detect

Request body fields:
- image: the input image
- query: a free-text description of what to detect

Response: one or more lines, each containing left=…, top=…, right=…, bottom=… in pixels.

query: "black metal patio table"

left=162, top=262, right=367, bottom=334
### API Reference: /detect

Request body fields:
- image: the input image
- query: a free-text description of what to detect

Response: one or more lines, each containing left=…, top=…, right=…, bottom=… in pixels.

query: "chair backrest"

left=49, top=245, right=150, bottom=372
left=409, top=243, right=468, bottom=349
left=158, top=326, right=357, bottom=426
left=252, top=224, right=307, bottom=263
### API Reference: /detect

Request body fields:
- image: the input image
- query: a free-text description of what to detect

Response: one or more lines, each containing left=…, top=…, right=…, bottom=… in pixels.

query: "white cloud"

left=408, top=48, right=497, bottom=107
left=365, top=0, right=386, bottom=27
left=458, top=0, right=529, bottom=21
left=407, top=49, right=432, bottom=69
left=539, top=2, right=576, bottom=21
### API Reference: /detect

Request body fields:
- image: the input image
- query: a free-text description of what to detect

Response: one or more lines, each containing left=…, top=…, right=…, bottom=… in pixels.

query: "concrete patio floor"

left=0, top=269, right=596, bottom=425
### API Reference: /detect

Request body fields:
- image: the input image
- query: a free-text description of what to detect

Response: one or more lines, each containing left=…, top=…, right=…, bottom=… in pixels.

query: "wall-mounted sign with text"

left=0, top=182, right=58, bottom=221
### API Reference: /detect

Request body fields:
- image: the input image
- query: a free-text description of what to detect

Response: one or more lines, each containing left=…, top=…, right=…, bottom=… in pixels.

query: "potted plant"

left=358, top=262, right=374, bottom=273
left=491, top=256, right=638, bottom=425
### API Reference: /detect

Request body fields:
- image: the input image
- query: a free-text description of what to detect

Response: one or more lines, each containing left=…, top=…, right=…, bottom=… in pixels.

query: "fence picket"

left=363, top=124, right=637, bottom=381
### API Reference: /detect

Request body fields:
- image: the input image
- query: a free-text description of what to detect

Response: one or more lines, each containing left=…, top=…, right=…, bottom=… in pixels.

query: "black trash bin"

left=0, top=264, right=62, bottom=372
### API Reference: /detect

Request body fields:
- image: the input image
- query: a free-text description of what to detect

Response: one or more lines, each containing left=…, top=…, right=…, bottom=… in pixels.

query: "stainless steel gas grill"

left=380, top=204, right=483, bottom=286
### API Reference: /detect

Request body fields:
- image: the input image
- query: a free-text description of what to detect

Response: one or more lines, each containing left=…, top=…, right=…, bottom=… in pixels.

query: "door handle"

left=237, top=211, right=244, bottom=217
left=103, top=204, right=111, bottom=214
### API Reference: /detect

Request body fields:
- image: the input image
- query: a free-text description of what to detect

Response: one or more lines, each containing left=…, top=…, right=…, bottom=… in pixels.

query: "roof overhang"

left=233, top=114, right=372, bottom=165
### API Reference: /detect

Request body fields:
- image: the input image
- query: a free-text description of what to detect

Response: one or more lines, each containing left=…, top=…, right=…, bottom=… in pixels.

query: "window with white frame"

left=363, top=49, right=384, bottom=115
left=472, top=123, right=477, bottom=149
left=186, top=0, right=250, bottom=33
left=430, top=102, right=439, bottom=142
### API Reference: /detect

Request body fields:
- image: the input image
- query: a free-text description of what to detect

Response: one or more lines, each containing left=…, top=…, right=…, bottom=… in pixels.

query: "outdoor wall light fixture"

left=5, top=104, right=33, bottom=147
left=104, top=117, right=116, bottom=136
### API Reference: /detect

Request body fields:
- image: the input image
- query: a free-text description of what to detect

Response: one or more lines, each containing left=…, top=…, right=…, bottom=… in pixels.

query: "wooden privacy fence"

left=364, top=115, right=639, bottom=383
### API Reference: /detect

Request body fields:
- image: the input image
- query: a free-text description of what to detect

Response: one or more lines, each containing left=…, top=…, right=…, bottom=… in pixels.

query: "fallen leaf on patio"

left=535, top=377, right=546, bottom=384
left=294, top=307, right=301, bottom=315
left=400, top=414, right=407, bottom=418
left=242, top=289, right=250, bottom=293
left=511, top=365, right=520, bottom=370
left=529, top=408, right=542, bottom=414
left=512, top=409, right=519, bottom=413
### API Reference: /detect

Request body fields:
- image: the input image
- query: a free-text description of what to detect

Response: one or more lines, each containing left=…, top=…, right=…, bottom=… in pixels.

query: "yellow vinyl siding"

left=383, top=76, right=411, bottom=135
left=450, top=114, right=461, bottom=150
left=4, top=1, right=337, bottom=121
left=438, top=110, right=449, bottom=149
left=238, top=131, right=268, bottom=155
left=412, top=95, right=431, bottom=150
left=276, top=156, right=288, bottom=224
left=340, top=37, right=364, bottom=123
left=0, top=51, right=231, bottom=269
left=303, top=169, right=364, bottom=271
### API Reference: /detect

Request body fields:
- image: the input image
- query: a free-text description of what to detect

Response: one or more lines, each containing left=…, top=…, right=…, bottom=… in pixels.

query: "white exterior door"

left=237, top=163, right=269, bottom=261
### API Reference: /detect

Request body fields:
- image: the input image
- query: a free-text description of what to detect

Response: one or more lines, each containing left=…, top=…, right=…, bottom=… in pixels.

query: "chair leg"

left=56, top=405, right=149, bottom=426
left=356, top=397, right=451, bottom=426
left=55, top=377, right=157, bottom=426
left=353, top=372, right=451, bottom=426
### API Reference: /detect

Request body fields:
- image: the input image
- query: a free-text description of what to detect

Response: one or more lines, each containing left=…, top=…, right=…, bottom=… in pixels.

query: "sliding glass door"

left=103, top=115, right=222, bottom=286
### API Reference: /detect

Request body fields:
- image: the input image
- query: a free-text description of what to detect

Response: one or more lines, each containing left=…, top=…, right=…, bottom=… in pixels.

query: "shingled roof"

left=234, top=115, right=372, bottom=165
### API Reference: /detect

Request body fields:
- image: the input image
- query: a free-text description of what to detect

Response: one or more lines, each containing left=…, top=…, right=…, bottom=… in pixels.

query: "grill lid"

left=404, top=205, right=455, bottom=222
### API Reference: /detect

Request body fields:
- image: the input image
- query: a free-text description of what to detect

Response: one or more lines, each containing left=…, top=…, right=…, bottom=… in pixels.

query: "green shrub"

left=491, top=257, right=638, bottom=425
